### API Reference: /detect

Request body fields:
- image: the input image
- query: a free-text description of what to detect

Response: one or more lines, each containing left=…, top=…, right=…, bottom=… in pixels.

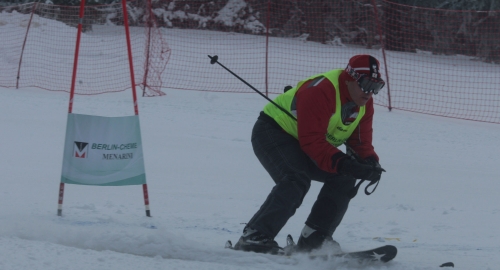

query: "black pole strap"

left=364, top=179, right=380, bottom=195
left=349, top=179, right=380, bottom=198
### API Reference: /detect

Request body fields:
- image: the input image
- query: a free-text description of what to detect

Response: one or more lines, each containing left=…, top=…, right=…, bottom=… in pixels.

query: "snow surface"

left=2, top=6, right=500, bottom=270
left=2, top=79, right=500, bottom=270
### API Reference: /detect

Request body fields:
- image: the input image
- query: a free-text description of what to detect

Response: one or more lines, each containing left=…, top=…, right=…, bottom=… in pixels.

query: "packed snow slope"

left=1, top=86, right=499, bottom=270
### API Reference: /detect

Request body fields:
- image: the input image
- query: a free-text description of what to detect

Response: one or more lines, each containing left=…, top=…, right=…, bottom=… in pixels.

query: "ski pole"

left=208, top=55, right=297, bottom=121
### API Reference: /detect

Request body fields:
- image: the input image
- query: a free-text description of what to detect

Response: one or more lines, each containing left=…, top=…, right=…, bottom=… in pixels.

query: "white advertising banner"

left=61, top=114, right=146, bottom=186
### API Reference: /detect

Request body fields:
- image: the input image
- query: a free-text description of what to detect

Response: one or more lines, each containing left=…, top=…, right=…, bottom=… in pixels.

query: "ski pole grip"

left=208, top=55, right=218, bottom=64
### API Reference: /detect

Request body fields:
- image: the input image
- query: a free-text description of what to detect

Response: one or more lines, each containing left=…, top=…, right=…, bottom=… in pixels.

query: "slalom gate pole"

left=208, top=55, right=297, bottom=121
left=57, top=0, right=87, bottom=217
left=122, top=0, right=151, bottom=217
left=57, top=183, right=64, bottom=216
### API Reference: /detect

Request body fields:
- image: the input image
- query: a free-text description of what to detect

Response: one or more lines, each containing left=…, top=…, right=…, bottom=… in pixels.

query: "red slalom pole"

left=122, top=0, right=151, bottom=217
left=57, top=183, right=65, bottom=216
left=58, top=0, right=87, bottom=217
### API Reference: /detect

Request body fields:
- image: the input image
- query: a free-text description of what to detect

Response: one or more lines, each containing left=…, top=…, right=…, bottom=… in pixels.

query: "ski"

left=327, top=244, right=397, bottom=262
left=284, top=234, right=397, bottom=263
left=226, top=234, right=397, bottom=263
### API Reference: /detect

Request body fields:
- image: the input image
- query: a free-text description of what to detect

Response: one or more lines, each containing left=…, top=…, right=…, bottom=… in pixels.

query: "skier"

left=234, top=55, right=386, bottom=254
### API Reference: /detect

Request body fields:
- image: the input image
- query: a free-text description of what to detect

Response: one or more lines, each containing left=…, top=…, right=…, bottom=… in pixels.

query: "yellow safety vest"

left=263, top=69, right=365, bottom=147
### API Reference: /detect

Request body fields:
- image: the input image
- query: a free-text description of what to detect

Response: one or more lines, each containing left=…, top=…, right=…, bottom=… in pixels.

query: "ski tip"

left=440, top=262, right=454, bottom=268
left=380, top=245, right=397, bottom=262
left=333, top=244, right=398, bottom=263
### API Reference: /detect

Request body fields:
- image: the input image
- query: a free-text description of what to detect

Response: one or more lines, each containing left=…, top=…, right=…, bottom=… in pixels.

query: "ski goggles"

left=345, top=65, right=385, bottom=95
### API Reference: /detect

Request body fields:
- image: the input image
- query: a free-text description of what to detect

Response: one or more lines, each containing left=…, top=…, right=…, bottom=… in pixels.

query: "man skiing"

left=234, top=55, right=386, bottom=254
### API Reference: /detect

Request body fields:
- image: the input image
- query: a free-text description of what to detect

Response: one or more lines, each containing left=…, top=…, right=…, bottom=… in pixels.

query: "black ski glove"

left=363, top=156, right=383, bottom=170
left=337, top=157, right=385, bottom=181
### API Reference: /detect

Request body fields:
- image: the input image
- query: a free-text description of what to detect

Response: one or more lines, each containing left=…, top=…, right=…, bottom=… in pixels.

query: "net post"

left=371, top=0, right=392, bottom=111
left=57, top=183, right=65, bottom=216
left=265, top=0, right=270, bottom=96
left=143, top=184, right=151, bottom=217
left=16, top=2, right=38, bottom=89
left=142, top=0, right=153, bottom=97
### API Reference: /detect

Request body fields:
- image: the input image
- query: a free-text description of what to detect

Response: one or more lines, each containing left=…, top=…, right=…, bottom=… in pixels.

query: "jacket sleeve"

left=295, top=79, right=344, bottom=174
left=346, top=98, right=379, bottom=161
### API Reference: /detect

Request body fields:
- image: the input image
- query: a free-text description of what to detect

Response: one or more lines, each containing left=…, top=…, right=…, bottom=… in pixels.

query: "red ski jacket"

left=295, top=72, right=379, bottom=174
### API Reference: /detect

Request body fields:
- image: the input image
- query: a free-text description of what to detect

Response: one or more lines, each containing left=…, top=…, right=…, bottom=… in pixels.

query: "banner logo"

left=74, top=142, right=89, bottom=158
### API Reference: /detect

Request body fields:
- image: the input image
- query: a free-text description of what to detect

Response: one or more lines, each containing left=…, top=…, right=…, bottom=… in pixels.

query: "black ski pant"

left=246, top=113, right=356, bottom=239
